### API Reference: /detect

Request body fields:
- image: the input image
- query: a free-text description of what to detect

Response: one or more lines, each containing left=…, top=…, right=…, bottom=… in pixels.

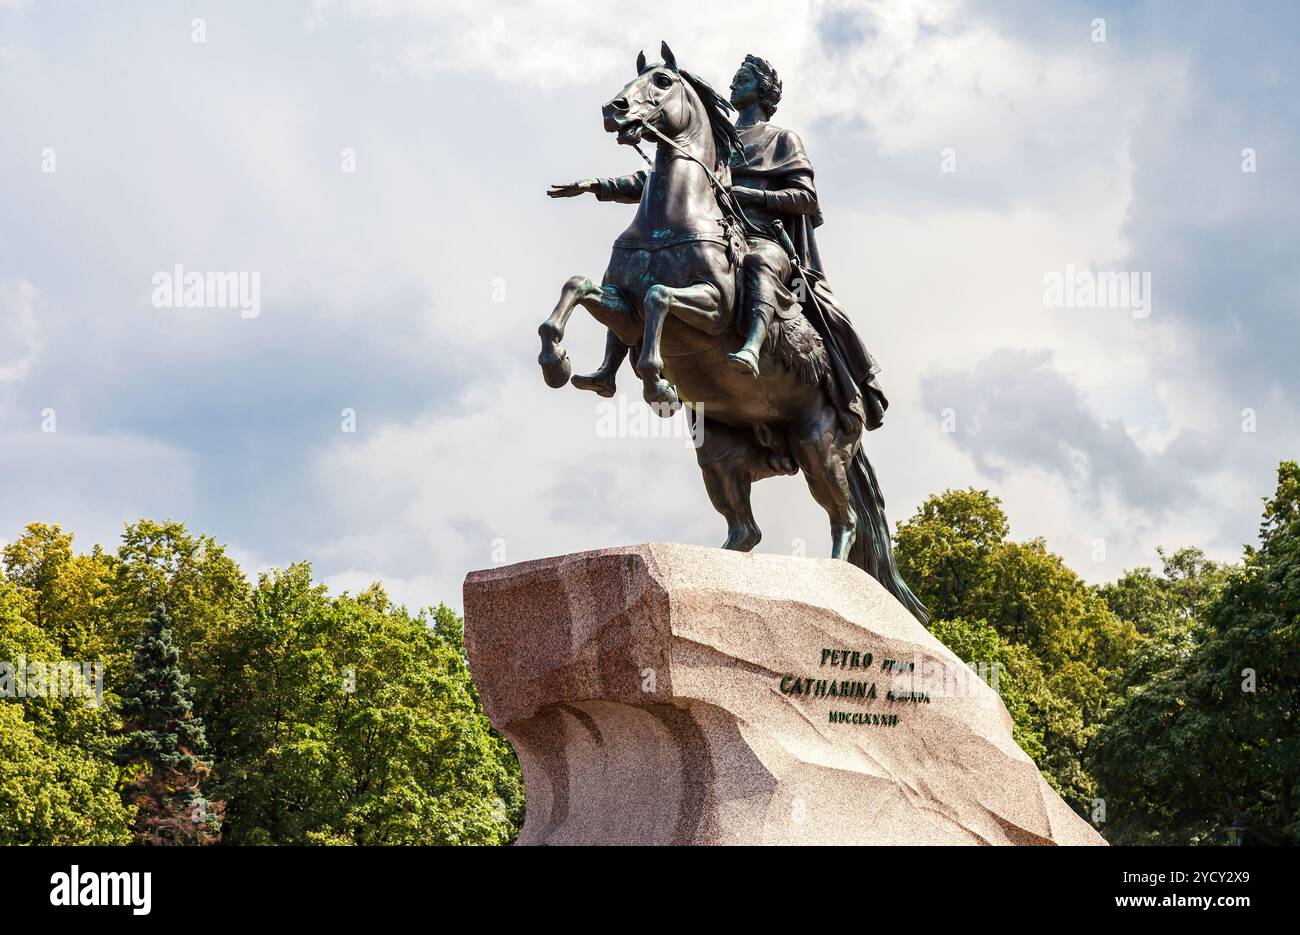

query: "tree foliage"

left=0, top=577, right=132, bottom=845
left=1090, top=462, right=1300, bottom=844
left=896, top=487, right=1138, bottom=809
left=5, top=462, right=1297, bottom=845
left=200, top=567, right=522, bottom=845
left=0, top=519, right=521, bottom=845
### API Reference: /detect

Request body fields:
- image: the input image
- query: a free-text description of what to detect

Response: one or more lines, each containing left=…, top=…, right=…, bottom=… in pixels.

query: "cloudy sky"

left=1, top=0, right=1296, bottom=610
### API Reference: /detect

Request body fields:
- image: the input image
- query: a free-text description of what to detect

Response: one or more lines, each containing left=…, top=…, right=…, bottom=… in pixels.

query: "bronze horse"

left=538, top=45, right=926, bottom=621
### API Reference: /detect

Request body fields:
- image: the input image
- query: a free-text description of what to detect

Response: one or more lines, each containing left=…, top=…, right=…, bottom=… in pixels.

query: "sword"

left=770, top=218, right=855, bottom=387
left=771, top=218, right=814, bottom=309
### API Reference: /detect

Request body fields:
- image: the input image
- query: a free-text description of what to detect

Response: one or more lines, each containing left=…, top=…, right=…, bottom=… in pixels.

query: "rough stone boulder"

left=464, top=542, right=1106, bottom=846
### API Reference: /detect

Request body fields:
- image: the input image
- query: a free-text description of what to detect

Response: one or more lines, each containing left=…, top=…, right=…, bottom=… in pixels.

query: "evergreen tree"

left=115, top=603, right=223, bottom=844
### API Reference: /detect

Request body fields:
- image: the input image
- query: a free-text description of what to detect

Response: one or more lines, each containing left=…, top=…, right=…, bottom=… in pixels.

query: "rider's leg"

left=728, top=301, right=775, bottom=379
left=728, top=242, right=787, bottom=379
left=570, top=330, right=627, bottom=397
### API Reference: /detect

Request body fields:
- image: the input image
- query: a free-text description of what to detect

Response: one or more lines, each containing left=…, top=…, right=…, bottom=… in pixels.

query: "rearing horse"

left=538, top=45, right=927, bottom=622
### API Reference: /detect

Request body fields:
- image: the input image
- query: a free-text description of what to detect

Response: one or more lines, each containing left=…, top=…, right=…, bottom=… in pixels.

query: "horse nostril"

left=610, top=97, right=629, bottom=112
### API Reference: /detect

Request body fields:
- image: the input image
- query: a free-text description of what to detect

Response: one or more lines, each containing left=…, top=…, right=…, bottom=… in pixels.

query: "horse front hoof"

left=643, top=379, right=680, bottom=416
left=539, top=346, right=571, bottom=388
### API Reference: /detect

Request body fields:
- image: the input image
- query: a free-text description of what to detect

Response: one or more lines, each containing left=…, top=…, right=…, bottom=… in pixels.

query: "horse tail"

left=847, top=448, right=929, bottom=624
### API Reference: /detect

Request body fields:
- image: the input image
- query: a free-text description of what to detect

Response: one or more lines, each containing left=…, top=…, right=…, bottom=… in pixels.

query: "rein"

left=630, top=115, right=828, bottom=335
left=631, top=118, right=765, bottom=240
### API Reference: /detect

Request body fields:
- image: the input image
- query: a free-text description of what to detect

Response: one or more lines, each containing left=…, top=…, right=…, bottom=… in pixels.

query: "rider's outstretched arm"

left=592, top=170, right=648, bottom=203
left=548, top=171, right=647, bottom=202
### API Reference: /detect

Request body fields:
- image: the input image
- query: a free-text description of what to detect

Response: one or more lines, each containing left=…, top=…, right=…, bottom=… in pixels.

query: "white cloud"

left=0, top=0, right=1292, bottom=607
left=0, top=280, right=41, bottom=394
left=313, top=0, right=810, bottom=86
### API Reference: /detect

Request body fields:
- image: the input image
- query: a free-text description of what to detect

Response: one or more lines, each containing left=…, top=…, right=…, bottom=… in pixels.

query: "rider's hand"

left=547, top=179, right=599, bottom=198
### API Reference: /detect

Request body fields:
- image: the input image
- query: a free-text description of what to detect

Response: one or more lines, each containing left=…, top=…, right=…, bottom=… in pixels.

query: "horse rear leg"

left=694, top=415, right=765, bottom=551
left=787, top=402, right=859, bottom=560
left=695, top=414, right=798, bottom=552
left=636, top=282, right=724, bottom=414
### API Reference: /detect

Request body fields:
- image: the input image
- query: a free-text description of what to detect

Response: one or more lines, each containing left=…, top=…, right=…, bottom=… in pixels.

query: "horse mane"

left=678, top=69, right=746, bottom=169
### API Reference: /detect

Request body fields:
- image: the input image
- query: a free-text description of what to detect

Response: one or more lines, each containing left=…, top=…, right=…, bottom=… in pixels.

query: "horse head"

left=602, top=42, right=695, bottom=147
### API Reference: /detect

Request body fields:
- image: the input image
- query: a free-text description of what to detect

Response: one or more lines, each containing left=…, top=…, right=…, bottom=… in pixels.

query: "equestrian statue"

left=539, top=43, right=927, bottom=622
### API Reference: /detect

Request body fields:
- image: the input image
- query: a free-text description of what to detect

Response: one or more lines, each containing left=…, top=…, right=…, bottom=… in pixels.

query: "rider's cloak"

left=732, top=122, right=888, bottom=434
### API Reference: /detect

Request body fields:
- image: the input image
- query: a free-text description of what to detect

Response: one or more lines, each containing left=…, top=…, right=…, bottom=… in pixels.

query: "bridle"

left=624, top=70, right=766, bottom=240
left=625, top=70, right=821, bottom=323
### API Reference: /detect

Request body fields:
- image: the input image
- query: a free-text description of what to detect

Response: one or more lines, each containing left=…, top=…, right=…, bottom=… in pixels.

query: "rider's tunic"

left=730, top=123, right=886, bottom=434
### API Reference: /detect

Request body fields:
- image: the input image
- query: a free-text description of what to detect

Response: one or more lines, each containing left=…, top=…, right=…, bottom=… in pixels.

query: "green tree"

left=1097, top=548, right=1230, bottom=724
left=0, top=703, right=134, bottom=845
left=1091, top=462, right=1300, bottom=844
left=3, top=518, right=523, bottom=846
left=0, top=579, right=132, bottom=845
left=1100, top=547, right=1229, bottom=639
left=111, top=520, right=248, bottom=669
left=200, top=565, right=522, bottom=845
left=3, top=523, right=117, bottom=659
left=929, top=617, right=1048, bottom=763
left=115, top=603, right=223, bottom=845
left=895, top=488, right=1138, bottom=809
left=2, top=523, right=74, bottom=625
left=895, top=488, right=1007, bottom=621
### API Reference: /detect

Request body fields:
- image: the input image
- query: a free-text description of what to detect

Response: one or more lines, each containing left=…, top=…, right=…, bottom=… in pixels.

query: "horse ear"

left=660, top=41, right=677, bottom=70
left=636, top=50, right=647, bottom=74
